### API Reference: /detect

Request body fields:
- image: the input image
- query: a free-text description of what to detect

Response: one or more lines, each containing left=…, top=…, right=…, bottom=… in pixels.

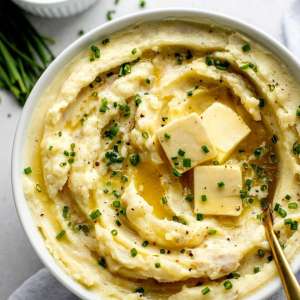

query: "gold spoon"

left=263, top=201, right=300, bottom=300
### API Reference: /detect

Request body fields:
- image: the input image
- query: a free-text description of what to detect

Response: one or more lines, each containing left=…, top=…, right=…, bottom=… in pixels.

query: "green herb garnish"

left=288, top=202, right=298, bottom=209
left=201, top=145, right=209, bottom=153
left=24, top=166, right=32, bottom=175
left=119, top=63, right=131, bottom=76
left=223, top=280, right=233, bottom=289
left=106, top=10, right=115, bottom=21
left=90, top=45, right=100, bottom=61
left=183, top=158, right=191, bottom=168
left=130, top=248, right=138, bottom=257
left=90, top=209, right=101, bottom=220
left=217, top=181, right=225, bottom=188
left=196, top=213, right=204, bottom=221
left=130, top=153, right=140, bottom=166
left=111, top=229, right=118, bottom=236
left=56, top=230, right=66, bottom=240
left=242, top=43, right=251, bottom=52
left=201, top=287, right=210, bottom=295
left=99, top=98, right=109, bottom=113
left=164, top=133, right=171, bottom=140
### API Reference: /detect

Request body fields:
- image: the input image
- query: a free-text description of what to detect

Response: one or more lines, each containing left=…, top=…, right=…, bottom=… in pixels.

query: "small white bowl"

left=12, top=8, right=300, bottom=300
left=12, top=0, right=97, bottom=18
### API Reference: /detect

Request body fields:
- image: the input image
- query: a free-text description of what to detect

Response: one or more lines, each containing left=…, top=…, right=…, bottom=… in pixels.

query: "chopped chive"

left=90, top=45, right=100, bottom=61
left=242, top=43, right=251, bottom=52
left=278, top=207, right=287, bottom=218
left=134, top=94, right=142, bottom=106
left=106, top=10, right=115, bottom=21
left=129, top=153, right=140, bottom=166
left=119, top=63, right=131, bottom=76
left=139, top=0, right=146, bottom=7
left=90, top=209, right=101, bottom=220
left=201, top=287, right=210, bottom=295
left=223, top=280, right=233, bottom=290
left=285, top=194, right=291, bottom=200
left=131, top=48, right=137, bottom=55
left=104, top=123, right=119, bottom=139
left=112, top=190, right=121, bottom=198
left=288, top=202, right=298, bottom=209
left=296, top=106, right=300, bottom=117
left=113, top=200, right=121, bottom=208
left=240, top=62, right=257, bottom=72
left=99, top=98, right=109, bottom=113
left=291, top=221, right=298, bottom=230
left=154, top=262, right=161, bottom=268
left=196, top=213, right=204, bottom=221
left=178, top=149, right=185, bottom=156
left=185, top=194, right=194, bottom=202
left=68, top=158, right=74, bottom=164
left=217, top=181, right=225, bottom=188
left=62, top=206, right=69, bottom=219
left=24, top=166, right=32, bottom=175
left=56, top=230, right=66, bottom=240
left=201, top=145, right=209, bottom=153
left=130, top=248, right=138, bottom=257
left=111, top=229, right=118, bottom=236
left=253, top=266, right=260, bottom=273
left=183, top=158, right=191, bottom=168
left=208, top=228, right=217, bottom=235
left=228, top=272, right=240, bottom=279
left=201, top=194, right=207, bottom=202
left=164, top=133, right=171, bottom=140
left=187, top=90, right=193, bottom=97
left=172, top=168, right=182, bottom=177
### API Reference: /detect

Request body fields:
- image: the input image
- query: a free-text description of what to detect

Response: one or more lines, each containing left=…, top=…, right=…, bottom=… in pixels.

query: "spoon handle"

left=265, top=211, right=300, bottom=300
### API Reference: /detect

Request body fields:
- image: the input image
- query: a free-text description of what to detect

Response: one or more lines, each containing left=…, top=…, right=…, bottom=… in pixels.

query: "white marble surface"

left=0, top=0, right=294, bottom=299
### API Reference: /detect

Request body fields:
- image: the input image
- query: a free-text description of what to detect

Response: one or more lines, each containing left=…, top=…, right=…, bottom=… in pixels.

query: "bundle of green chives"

left=0, top=2, right=54, bottom=105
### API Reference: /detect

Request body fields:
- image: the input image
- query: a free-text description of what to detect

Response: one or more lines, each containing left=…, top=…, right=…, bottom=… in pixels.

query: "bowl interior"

left=12, top=8, right=300, bottom=300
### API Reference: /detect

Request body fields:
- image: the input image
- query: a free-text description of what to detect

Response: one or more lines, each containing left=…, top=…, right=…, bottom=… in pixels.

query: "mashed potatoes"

left=23, top=20, right=300, bottom=299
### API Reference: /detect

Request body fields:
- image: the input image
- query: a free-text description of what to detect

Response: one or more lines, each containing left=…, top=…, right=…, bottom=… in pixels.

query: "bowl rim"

left=11, top=7, right=300, bottom=300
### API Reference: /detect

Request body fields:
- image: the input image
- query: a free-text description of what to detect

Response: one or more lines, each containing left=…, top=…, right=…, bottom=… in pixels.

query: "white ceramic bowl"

left=12, top=8, right=300, bottom=300
left=12, top=0, right=97, bottom=18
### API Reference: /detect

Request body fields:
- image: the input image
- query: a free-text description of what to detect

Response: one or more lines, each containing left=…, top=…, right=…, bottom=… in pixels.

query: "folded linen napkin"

left=9, top=1, right=300, bottom=299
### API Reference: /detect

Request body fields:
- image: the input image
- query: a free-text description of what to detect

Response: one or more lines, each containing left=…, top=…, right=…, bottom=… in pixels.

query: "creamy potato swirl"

left=23, top=21, right=300, bottom=300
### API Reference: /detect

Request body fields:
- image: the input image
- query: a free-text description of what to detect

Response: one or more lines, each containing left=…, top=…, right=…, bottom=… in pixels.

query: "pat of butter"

left=200, top=102, right=251, bottom=163
left=194, top=165, right=243, bottom=216
left=157, top=113, right=216, bottom=173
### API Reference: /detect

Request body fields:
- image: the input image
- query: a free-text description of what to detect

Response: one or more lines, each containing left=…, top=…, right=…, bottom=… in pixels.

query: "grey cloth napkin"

left=283, top=0, right=300, bottom=59
left=8, top=1, right=300, bottom=299
left=8, top=269, right=78, bottom=300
